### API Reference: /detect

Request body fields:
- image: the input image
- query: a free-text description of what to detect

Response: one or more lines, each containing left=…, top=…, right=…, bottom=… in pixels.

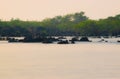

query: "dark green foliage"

left=0, top=12, right=120, bottom=37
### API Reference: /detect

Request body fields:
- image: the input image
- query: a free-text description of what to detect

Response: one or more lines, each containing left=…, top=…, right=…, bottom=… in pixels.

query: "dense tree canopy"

left=0, top=12, right=120, bottom=37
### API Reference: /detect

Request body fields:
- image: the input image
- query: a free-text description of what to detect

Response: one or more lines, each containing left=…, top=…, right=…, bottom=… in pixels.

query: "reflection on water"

left=0, top=43, right=120, bottom=79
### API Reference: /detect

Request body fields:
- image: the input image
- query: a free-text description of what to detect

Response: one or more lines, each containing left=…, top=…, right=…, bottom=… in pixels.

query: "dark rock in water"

left=116, top=35, right=120, bottom=38
left=42, top=37, right=59, bottom=43
left=71, top=37, right=79, bottom=41
left=98, top=39, right=108, bottom=42
left=23, top=36, right=58, bottom=43
left=42, top=40, right=53, bottom=43
left=101, top=39, right=105, bottom=41
left=80, top=37, right=90, bottom=42
left=48, top=37, right=58, bottom=41
left=71, top=40, right=75, bottom=44
left=18, top=39, right=24, bottom=42
left=0, top=37, right=6, bottom=40
left=69, top=37, right=79, bottom=44
left=8, top=38, right=19, bottom=42
left=105, top=40, right=108, bottom=42
left=58, top=40, right=69, bottom=44
left=42, top=39, right=53, bottom=43
left=98, top=39, right=104, bottom=42
left=23, top=36, right=45, bottom=42
left=117, top=40, right=120, bottom=42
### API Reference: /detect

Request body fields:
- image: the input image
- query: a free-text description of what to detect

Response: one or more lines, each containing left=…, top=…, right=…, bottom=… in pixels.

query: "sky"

left=0, top=0, right=120, bottom=21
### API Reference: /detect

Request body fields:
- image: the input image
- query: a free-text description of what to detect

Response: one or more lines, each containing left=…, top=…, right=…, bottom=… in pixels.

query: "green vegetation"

left=0, top=12, right=120, bottom=37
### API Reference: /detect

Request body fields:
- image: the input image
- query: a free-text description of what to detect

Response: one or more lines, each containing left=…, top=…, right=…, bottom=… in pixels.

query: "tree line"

left=0, top=12, right=120, bottom=38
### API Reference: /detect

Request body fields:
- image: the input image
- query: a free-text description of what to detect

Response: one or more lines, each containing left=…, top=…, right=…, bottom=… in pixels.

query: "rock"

left=58, top=40, right=69, bottom=44
left=71, top=40, right=75, bottom=44
left=8, top=38, right=19, bottom=42
left=71, top=37, right=79, bottom=41
left=80, top=37, right=90, bottom=42
left=117, top=40, right=120, bottom=42
left=42, top=39, right=53, bottom=43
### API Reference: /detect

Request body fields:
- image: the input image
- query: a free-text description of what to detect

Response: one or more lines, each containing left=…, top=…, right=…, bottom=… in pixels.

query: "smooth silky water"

left=0, top=42, right=120, bottom=79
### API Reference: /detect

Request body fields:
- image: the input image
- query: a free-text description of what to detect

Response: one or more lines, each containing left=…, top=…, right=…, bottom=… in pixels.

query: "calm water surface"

left=0, top=43, right=120, bottom=79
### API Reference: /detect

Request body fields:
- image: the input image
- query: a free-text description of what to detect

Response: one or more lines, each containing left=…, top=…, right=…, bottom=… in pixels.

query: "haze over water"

left=0, top=43, right=120, bottom=79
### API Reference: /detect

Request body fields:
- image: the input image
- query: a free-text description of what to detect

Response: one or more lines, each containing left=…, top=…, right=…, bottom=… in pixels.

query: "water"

left=0, top=42, right=120, bottom=79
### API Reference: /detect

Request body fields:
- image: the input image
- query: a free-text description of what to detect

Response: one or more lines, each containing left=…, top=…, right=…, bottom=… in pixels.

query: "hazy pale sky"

left=0, top=0, right=120, bottom=21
